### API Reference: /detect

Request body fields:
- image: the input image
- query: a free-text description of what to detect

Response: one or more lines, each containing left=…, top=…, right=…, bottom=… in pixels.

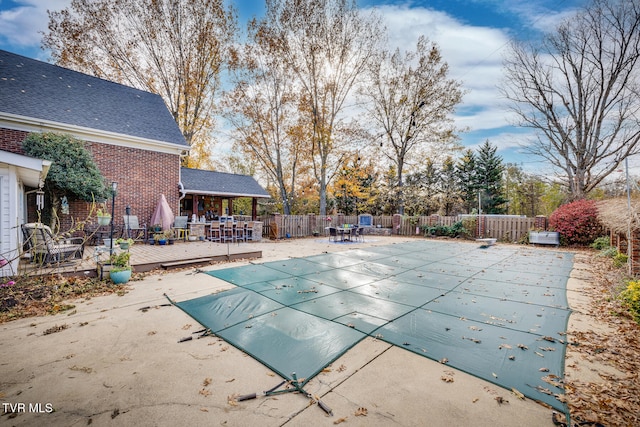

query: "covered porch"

left=179, top=168, right=270, bottom=221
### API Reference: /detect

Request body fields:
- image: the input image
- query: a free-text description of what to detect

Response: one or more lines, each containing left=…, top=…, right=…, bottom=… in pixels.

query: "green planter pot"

left=97, top=216, right=111, bottom=226
left=110, top=269, right=132, bottom=284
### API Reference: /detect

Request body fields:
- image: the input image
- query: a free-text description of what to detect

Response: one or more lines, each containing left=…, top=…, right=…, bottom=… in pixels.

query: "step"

left=161, top=258, right=213, bottom=269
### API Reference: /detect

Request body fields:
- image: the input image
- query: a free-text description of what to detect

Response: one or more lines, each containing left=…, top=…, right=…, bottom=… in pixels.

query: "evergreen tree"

left=405, top=159, right=441, bottom=215
left=475, top=140, right=507, bottom=214
left=439, top=156, right=460, bottom=215
left=455, top=149, right=478, bottom=213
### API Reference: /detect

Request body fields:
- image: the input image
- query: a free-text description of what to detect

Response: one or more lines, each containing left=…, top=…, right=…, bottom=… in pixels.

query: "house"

left=0, top=49, right=189, bottom=234
left=0, top=49, right=192, bottom=276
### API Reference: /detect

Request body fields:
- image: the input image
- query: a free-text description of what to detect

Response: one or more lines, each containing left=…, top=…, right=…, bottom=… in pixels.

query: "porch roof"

left=180, top=168, right=270, bottom=199
left=0, top=149, right=51, bottom=187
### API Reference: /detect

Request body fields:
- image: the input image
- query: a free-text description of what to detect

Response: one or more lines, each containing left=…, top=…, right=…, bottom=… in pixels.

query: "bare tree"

left=360, top=36, right=464, bottom=214
left=263, top=0, right=384, bottom=216
left=224, top=18, right=306, bottom=215
left=501, top=0, right=640, bottom=199
left=44, top=0, right=237, bottom=166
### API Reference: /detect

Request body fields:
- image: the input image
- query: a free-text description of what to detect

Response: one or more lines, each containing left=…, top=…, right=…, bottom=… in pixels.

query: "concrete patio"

left=0, top=236, right=579, bottom=426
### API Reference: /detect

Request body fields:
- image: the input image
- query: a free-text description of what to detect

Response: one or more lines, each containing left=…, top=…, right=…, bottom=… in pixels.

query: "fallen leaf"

left=203, top=378, right=212, bottom=387
left=333, top=417, right=348, bottom=424
left=511, top=388, right=525, bottom=400
left=495, top=396, right=509, bottom=405
left=355, top=407, right=368, bottom=416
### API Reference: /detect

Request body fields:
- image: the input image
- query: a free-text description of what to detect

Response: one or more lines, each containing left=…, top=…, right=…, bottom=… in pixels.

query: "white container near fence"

left=529, top=231, right=560, bottom=246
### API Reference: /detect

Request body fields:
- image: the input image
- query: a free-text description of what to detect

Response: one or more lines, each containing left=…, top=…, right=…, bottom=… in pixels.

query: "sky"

left=0, top=0, right=596, bottom=175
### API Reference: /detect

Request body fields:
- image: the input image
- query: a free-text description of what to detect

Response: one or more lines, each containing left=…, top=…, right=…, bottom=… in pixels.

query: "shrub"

left=597, top=246, right=619, bottom=258
left=613, top=252, right=628, bottom=268
left=423, top=221, right=469, bottom=238
left=590, top=236, right=611, bottom=250
left=549, top=199, right=604, bottom=246
left=620, top=280, right=640, bottom=323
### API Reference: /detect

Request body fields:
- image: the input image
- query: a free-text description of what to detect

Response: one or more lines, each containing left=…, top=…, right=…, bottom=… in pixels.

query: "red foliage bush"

left=549, top=199, right=604, bottom=246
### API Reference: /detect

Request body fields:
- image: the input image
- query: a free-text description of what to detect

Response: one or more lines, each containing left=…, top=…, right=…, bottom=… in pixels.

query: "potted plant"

left=154, top=233, right=167, bottom=245
left=108, top=251, right=132, bottom=284
left=151, top=224, right=162, bottom=233
left=96, top=205, right=111, bottom=226
left=115, top=237, right=134, bottom=250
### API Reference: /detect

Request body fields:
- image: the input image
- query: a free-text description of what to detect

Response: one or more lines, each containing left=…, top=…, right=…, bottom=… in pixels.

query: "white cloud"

left=371, top=5, right=513, bottom=145
left=0, top=0, right=70, bottom=55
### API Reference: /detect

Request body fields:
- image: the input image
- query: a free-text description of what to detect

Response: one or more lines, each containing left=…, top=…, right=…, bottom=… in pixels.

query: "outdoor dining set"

left=327, top=224, right=365, bottom=243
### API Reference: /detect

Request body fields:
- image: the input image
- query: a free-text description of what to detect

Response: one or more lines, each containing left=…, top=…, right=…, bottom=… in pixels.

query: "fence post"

left=535, top=215, right=548, bottom=230
left=392, top=214, right=402, bottom=235
left=272, top=213, right=282, bottom=239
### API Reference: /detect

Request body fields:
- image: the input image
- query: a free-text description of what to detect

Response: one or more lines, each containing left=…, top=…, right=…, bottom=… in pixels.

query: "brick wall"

left=1, top=127, right=181, bottom=234
left=0, top=128, right=28, bottom=154
left=631, top=230, right=640, bottom=277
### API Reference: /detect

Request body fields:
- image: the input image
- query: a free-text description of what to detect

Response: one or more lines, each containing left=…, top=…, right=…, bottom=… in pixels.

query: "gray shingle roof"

left=0, top=50, right=187, bottom=147
left=181, top=167, right=270, bottom=198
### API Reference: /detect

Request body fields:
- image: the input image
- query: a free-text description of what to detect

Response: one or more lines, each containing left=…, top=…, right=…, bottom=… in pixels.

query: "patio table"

left=335, top=226, right=354, bottom=242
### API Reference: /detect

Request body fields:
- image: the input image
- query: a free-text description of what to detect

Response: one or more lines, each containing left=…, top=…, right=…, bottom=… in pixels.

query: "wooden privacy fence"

left=260, top=214, right=538, bottom=242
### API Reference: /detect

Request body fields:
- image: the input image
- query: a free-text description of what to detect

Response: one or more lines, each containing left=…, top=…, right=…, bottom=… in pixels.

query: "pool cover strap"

left=237, top=373, right=333, bottom=416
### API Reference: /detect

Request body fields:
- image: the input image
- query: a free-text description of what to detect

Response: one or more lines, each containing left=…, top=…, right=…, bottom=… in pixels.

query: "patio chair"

left=245, top=221, right=255, bottom=241
left=209, top=221, right=221, bottom=242
left=221, top=222, right=234, bottom=243
left=354, top=226, right=365, bottom=243
left=329, top=227, right=338, bottom=242
left=123, top=215, right=147, bottom=241
left=171, top=216, right=189, bottom=241
left=21, top=223, right=84, bottom=264
left=235, top=221, right=246, bottom=242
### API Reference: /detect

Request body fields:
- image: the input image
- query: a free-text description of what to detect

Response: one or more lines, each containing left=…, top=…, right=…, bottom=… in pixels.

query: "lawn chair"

left=123, top=215, right=147, bottom=241
left=21, top=223, right=84, bottom=264
left=171, top=216, right=189, bottom=241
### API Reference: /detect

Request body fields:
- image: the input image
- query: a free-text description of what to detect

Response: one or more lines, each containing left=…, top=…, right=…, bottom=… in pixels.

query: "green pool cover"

left=173, top=240, right=573, bottom=411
